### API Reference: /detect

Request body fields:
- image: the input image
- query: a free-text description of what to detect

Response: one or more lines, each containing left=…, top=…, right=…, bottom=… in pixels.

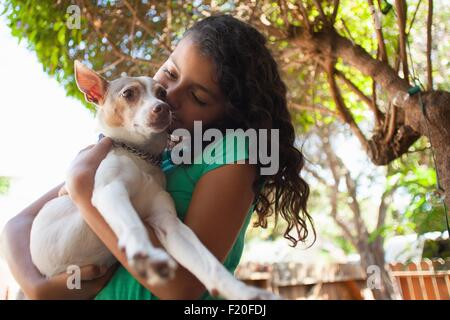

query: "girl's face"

left=154, top=36, right=227, bottom=134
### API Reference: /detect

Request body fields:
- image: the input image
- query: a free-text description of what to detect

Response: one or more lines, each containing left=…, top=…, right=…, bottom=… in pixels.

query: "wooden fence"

left=236, top=262, right=368, bottom=300
left=237, top=259, right=450, bottom=300
left=389, top=259, right=450, bottom=300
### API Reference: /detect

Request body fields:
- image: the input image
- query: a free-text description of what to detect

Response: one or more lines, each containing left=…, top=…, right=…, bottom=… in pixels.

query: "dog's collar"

left=98, top=134, right=162, bottom=166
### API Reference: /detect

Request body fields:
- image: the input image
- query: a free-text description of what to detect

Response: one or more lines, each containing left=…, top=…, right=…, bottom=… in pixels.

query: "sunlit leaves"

left=0, top=177, right=10, bottom=195
left=386, top=138, right=446, bottom=235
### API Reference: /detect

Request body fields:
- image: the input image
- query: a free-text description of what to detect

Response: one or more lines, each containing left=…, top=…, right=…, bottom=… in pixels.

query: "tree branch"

left=376, top=186, right=396, bottom=231
left=368, top=0, right=388, bottom=62
left=372, top=76, right=381, bottom=128
left=277, top=0, right=289, bottom=27
left=331, top=197, right=357, bottom=246
left=127, top=1, right=136, bottom=53
left=326, top=64, right=372, bottom=154
left=292, top=30, right=412, bottom=109
left=343, top=168, right=369, bottom=241
left=97, top=57, right=125, bottom=74
left=165, top=0, right=173, bottom=51
left=313, top=0, right=328, bottom=25
left=304, top=166, right=328, bottom=186
left=290, top=102, right=344, bottom=121
left=297, top=1, right=312, bottom=33
left=383, top=104, right=397, bottom=143
left=335, top=69, right=383, bottom=125
left=406, top=0, right=422, bottom=35
left=394, top=42, right=401, bottom=73
left=331, top=145, right=368, bottom=241
left=426, top=0, right=433, bottom=90
left=321, top=132, right=358, bottom=246
left=394, top=0, right=409, bottom=84
left=340, top=18, right=356, bottom=44
left=331, top=0, right=340, bottom=25
left=291, top=29, right=424, bottom=166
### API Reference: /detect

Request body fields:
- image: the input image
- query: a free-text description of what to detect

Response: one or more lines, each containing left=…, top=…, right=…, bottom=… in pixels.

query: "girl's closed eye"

left=191, top=92, right=207, bottom=106
left=163, top=68, right=177, bottom=80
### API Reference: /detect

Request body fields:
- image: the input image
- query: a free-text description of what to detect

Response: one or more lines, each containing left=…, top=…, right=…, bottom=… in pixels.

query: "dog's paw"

left=118, top=233, right=177, bottom=285
left=129, top=248, right=177, bottom=285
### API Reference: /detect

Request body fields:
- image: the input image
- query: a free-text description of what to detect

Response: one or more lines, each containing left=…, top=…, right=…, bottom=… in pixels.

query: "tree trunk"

left=357, top=240, right=396, bottom=300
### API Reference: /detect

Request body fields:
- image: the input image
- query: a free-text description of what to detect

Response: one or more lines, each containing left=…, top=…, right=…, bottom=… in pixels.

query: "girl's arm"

left=1, top=146, right=118, bottom=299
left=1, top=183, right=62, bottom=298
left=67, top=139, right=256, bottom=300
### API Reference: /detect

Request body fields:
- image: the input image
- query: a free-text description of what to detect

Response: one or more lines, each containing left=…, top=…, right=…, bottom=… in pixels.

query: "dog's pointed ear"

left=74, top=60, right=109, bottom=105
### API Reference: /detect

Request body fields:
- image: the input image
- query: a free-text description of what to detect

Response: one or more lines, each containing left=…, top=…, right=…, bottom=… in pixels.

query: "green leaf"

left=0, top=177, right=10, bottom=195
left=57, top=27, right=65, bottom=45
left=381, top=0, right=393, bottom=15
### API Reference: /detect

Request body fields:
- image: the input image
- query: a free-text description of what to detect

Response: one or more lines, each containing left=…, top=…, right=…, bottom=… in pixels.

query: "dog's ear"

left=74, top=60, right=109, bottom=105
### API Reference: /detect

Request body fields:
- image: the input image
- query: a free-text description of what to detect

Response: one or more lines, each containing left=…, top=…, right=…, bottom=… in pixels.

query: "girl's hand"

left=32, top=263, right=119, bottom=300
left=65, top=137, right=112, bottom=204
left=58, top=184, right=68, bottom=197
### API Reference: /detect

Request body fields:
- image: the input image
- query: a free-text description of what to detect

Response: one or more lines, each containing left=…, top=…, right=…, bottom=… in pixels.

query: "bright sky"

left=0, top=18, right=97, bottom=229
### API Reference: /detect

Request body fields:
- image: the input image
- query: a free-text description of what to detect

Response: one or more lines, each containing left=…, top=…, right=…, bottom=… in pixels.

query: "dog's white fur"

left=29, top=61, right=279, bottom=300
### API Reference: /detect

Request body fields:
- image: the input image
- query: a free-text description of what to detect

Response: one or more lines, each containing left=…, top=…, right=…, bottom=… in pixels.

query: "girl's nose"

left=166, top=87, right=181, bottom=111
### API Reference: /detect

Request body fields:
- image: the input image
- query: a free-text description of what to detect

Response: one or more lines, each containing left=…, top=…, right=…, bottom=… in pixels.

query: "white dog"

left=27, top=61, right=278, bottom=300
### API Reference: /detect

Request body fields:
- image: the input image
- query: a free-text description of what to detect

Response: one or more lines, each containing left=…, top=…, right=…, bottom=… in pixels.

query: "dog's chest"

left=96, top=149, right=166, bottom=197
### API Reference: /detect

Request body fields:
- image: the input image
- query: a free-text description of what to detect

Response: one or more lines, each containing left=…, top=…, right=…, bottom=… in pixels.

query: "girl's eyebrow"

left=168, top=55, right=179, bottom=70
left=169, top=55, right=219, bottom=99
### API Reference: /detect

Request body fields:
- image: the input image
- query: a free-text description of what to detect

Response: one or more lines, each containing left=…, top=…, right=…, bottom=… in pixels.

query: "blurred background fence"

left=236, top=258, right=450, bottom=300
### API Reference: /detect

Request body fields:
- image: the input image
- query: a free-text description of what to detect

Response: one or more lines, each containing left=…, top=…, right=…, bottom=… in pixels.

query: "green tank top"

left=95, top=132, right=253, bottom=300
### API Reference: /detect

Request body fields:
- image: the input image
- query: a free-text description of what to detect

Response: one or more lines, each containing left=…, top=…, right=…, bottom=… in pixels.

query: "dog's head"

left=74, top=61, right=171, bottom=143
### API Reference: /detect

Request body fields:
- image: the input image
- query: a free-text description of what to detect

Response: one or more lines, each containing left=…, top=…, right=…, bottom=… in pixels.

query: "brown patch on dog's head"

left=102, top=103, right=125, bottom=127
left=100, top=79, right=147, bottom=128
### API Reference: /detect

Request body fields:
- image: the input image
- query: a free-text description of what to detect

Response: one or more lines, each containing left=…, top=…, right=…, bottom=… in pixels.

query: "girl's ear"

left=74, top=60, right=109, bottom=105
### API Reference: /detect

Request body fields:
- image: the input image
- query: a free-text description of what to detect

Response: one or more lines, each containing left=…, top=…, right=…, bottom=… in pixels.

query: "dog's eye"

left=156, top=87, right=167, bottom=101
left=122, top=88, right=135, bottom=100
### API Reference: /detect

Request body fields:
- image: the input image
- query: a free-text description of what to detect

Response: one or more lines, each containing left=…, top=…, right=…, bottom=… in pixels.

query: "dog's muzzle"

left=148, top=102, right=171, bottom=130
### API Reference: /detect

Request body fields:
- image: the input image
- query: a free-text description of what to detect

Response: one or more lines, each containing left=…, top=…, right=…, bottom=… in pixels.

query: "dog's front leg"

left=146, top=191, right=279, bottom=300
left=92, top=181, right=176, bottom=284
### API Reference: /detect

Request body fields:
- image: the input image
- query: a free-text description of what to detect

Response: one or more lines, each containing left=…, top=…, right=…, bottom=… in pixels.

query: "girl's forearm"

left=1, top=183, right=63, bottom=298
left=3, top=216, right=44, bottom=298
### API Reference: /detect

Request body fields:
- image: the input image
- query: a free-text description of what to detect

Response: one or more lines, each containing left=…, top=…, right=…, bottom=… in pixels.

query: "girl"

left=1, top=14, right=313, bottom=300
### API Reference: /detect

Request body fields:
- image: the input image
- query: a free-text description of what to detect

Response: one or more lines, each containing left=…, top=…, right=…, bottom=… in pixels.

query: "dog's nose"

left=152, top=102, right=169, bottom=114
left=149, top=102, right=170, bottom=121
left=149, top=102, right=170, bottom=129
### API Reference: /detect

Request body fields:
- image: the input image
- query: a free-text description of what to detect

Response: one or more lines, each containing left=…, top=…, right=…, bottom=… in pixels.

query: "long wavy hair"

left=184, top=15, right=315, bottom=247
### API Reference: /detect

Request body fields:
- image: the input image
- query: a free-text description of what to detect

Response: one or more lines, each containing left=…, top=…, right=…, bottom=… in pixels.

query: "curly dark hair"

left=184, top=14, right=315, bottom=247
